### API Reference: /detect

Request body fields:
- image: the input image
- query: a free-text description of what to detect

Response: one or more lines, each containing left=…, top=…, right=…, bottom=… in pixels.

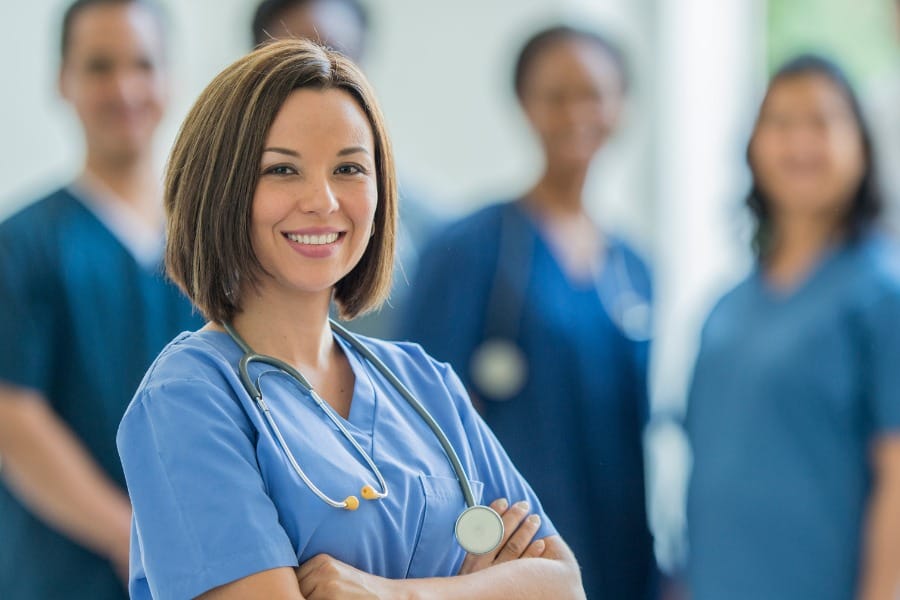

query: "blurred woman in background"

left=686, top=55, right=900, bottom=600
left=403, top=25, right=656, bottom=600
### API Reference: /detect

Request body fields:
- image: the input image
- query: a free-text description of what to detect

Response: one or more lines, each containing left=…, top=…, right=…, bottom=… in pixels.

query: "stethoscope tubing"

left=223, top=320, right=477, bottom=509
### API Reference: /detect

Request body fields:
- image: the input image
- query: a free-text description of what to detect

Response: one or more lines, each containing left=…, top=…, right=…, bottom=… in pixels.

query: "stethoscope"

left=470, top=201, right=653, bottom=401
left=222, top=320, right=504, bottom=555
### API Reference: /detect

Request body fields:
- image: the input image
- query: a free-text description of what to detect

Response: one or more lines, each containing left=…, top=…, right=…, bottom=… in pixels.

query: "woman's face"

left=519, top=38, right=625, bottom=171
left=749, top=73, right=866, bottom=224
left=250, top=88, right=377, bottom=301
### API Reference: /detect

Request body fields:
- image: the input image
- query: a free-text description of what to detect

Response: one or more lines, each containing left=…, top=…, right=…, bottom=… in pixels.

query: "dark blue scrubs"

left=0, top=187, right=202, bottom=599
left=401, top=201, right=656, bottom=600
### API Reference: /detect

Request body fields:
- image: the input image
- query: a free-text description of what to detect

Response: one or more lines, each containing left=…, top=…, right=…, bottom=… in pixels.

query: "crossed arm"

left=199, top=498, right=585, bottom=600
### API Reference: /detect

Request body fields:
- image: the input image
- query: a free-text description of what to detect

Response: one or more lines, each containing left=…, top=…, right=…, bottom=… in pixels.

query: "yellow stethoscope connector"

left=361, top=485, right=382, bottom=500
left=344, top=496, right=360, bottom=511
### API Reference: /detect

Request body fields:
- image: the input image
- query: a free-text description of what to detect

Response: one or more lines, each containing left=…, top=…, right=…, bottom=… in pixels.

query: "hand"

left=457, top=497, right=546, bottom=575
left=296, top=554, right=398, bottom=599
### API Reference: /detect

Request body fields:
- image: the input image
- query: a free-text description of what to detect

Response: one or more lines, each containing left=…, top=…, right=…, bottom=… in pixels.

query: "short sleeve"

left=436, top=360, right=559, bottom=541
left=117, top=378, right=298, bottom=600
left=861, top=286, right=900, bottom=434
left=0, top=221, right=57, bottom=394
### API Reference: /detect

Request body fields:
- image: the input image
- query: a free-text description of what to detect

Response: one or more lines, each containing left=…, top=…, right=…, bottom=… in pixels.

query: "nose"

left=299, top=175, right=340, bottom=215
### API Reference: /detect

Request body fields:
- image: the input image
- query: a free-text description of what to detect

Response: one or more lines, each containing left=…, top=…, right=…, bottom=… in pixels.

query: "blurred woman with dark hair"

left=403, top=24, right=656, bottom=600
left=686, top=55, right=900, bottom=600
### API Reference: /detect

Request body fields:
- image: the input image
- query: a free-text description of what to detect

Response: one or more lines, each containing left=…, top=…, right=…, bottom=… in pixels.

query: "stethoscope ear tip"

left=343, top=496, right=360, bottom=511
left=360, top=485, right=381, bottom=500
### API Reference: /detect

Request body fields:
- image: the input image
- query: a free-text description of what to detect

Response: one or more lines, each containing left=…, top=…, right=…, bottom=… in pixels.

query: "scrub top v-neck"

left=118, top=328, right=556, bottom=600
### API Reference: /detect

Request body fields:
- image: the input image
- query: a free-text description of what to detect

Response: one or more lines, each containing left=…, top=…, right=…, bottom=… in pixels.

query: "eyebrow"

left=261, top=145, right=371, bottom=159
left=262, top=147, right=300, bottom=157
left=337, top=146, right=370, bottom=157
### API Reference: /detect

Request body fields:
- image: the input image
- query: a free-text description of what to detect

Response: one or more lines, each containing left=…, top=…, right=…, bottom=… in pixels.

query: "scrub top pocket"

left=405, top=475, right=484, bottom=578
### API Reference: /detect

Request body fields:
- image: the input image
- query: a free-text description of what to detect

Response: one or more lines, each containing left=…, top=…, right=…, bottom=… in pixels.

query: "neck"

left=526, top=162, right=589, bottom=217
left=83, top=148, right=160, bottom=220
left=229, top=286, right=335, bottom=371
left=766, top=214, right=844, bottom=287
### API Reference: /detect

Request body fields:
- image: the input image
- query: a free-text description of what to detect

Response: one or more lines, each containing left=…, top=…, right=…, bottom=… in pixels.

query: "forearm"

left=396, top=537, right=583, bottom=600
left=858, top=437, right=900, bottom=600
left=0, top=384, right=131, bottom=560
left=404, top=559, right=582, bottom=600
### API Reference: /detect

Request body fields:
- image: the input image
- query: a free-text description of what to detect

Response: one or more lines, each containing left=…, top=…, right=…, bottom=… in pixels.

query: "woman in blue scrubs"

left=116, top=39, right=584, bottom=599
left=402, top=26, right=656, bottom=600
left=686, top=56, right=900, bottom=600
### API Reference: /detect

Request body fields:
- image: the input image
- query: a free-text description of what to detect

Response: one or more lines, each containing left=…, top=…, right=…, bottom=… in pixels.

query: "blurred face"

left=519, top=38, right=625, bottom=171
left=266, top=0, right=365, bottom=62
left=59, top=2, right=167, bottom=162
left=749, top=73, right=866, bottom=224
left=251, top=88, right=377, bottom=301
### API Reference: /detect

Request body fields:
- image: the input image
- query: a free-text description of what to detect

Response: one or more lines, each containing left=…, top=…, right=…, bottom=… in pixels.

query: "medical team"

left=0, top=0, right=898, bottom=599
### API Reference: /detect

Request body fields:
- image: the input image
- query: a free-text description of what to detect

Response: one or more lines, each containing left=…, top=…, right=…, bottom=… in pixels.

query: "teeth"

left=286, top=232, right=339, bottom=245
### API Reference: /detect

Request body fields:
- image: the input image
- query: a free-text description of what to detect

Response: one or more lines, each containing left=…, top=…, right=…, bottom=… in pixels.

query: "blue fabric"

left=686, top=232, right=900, bottom=600
left=0, top=187, right=202, bottom=599
left=117, top=329, right=556, bottom=600
left=400, top=201, right=656, bottom=600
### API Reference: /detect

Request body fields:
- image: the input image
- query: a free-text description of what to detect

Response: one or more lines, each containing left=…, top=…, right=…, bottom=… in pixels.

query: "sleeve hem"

left=150, top=542, right=299, bottom=600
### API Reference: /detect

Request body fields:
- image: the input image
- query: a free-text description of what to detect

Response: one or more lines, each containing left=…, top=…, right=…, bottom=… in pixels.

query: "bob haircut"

left=165, top=38, right=396, bottom=324
left=747, top=54, right=882, bottom=258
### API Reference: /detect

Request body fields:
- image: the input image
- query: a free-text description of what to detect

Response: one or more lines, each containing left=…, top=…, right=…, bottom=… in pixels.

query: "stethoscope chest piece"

left=470, top=338, right=527, bottom=401
left=454, top=505, right=504, bottom=555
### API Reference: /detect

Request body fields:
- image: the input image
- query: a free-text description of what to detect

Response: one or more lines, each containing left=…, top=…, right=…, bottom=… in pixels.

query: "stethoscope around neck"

left=470, top=201, right=653, bottom=401
left=222, top=319, right=505, bottom=555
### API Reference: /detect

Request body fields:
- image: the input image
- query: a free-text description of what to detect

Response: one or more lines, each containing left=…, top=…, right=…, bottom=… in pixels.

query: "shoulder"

left=346, top=334, right=466, bottom=403
left=123, top=330, right=241, bottom=419
left=846, top=232, right=900, bottom=307
left=423, top=202, right=510, bottom=253
left=700, top=274, right=757, bottom=333
left=347, top=333, right=451, bottom=379
left=0, top=188, right=81, bottom=237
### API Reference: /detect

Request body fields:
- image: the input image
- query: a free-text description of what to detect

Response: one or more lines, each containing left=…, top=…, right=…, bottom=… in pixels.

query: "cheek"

left=827, top=136, right=866, bottom=185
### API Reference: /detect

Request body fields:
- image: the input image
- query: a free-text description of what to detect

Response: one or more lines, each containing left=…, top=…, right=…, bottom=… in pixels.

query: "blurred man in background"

left=252, top=0, right=442, bottom=338
left=0, top=1, right=200, bottom=598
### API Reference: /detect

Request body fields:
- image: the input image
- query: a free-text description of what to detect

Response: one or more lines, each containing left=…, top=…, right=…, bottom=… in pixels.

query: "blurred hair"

left=61, top=0, right=166, bottom=61
left=513, top=24, right=629, bottom=100
left=746, top=54, right=882, bottom=258
left=165, top=39, right=396, bottom=324
left=251, top=0, right=369, bottom=48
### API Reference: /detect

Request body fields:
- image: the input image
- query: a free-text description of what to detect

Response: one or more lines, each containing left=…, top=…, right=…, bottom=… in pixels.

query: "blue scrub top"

left=117, top=328, right=556, bottom=600
left=0, top=188, right=202, bottom=600
left=400, top=201, right=655, bottom=600
left=686, top=232, right=900, bottom=600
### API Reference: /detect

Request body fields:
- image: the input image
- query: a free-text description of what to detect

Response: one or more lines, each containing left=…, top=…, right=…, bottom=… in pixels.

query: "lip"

left=281, top=228, right=346, bottom=259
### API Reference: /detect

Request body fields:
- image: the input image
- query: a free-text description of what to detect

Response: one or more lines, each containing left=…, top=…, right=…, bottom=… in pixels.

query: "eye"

left=335, top=164, right=366, bottom=176
left=263, top=165, right=297, bottom=176
left=85, top=57, right=114, bottom=75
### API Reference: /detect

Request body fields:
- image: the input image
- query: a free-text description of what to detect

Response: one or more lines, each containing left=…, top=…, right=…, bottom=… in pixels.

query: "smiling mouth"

left=283, top=232, right=342, bottom=245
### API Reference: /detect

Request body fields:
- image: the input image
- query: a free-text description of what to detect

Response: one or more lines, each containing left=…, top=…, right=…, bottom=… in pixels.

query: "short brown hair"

left=165, top=39, right=396, bottom=323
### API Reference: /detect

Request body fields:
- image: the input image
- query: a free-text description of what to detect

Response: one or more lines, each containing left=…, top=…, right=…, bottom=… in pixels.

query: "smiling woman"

left=115, top=39, right=585, bottom=600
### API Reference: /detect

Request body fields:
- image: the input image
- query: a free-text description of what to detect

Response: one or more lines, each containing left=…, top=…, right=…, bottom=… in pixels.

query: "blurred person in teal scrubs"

left=687, top=55, right=900, bottom=600
left=0, top=1, right=201, bottom=598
